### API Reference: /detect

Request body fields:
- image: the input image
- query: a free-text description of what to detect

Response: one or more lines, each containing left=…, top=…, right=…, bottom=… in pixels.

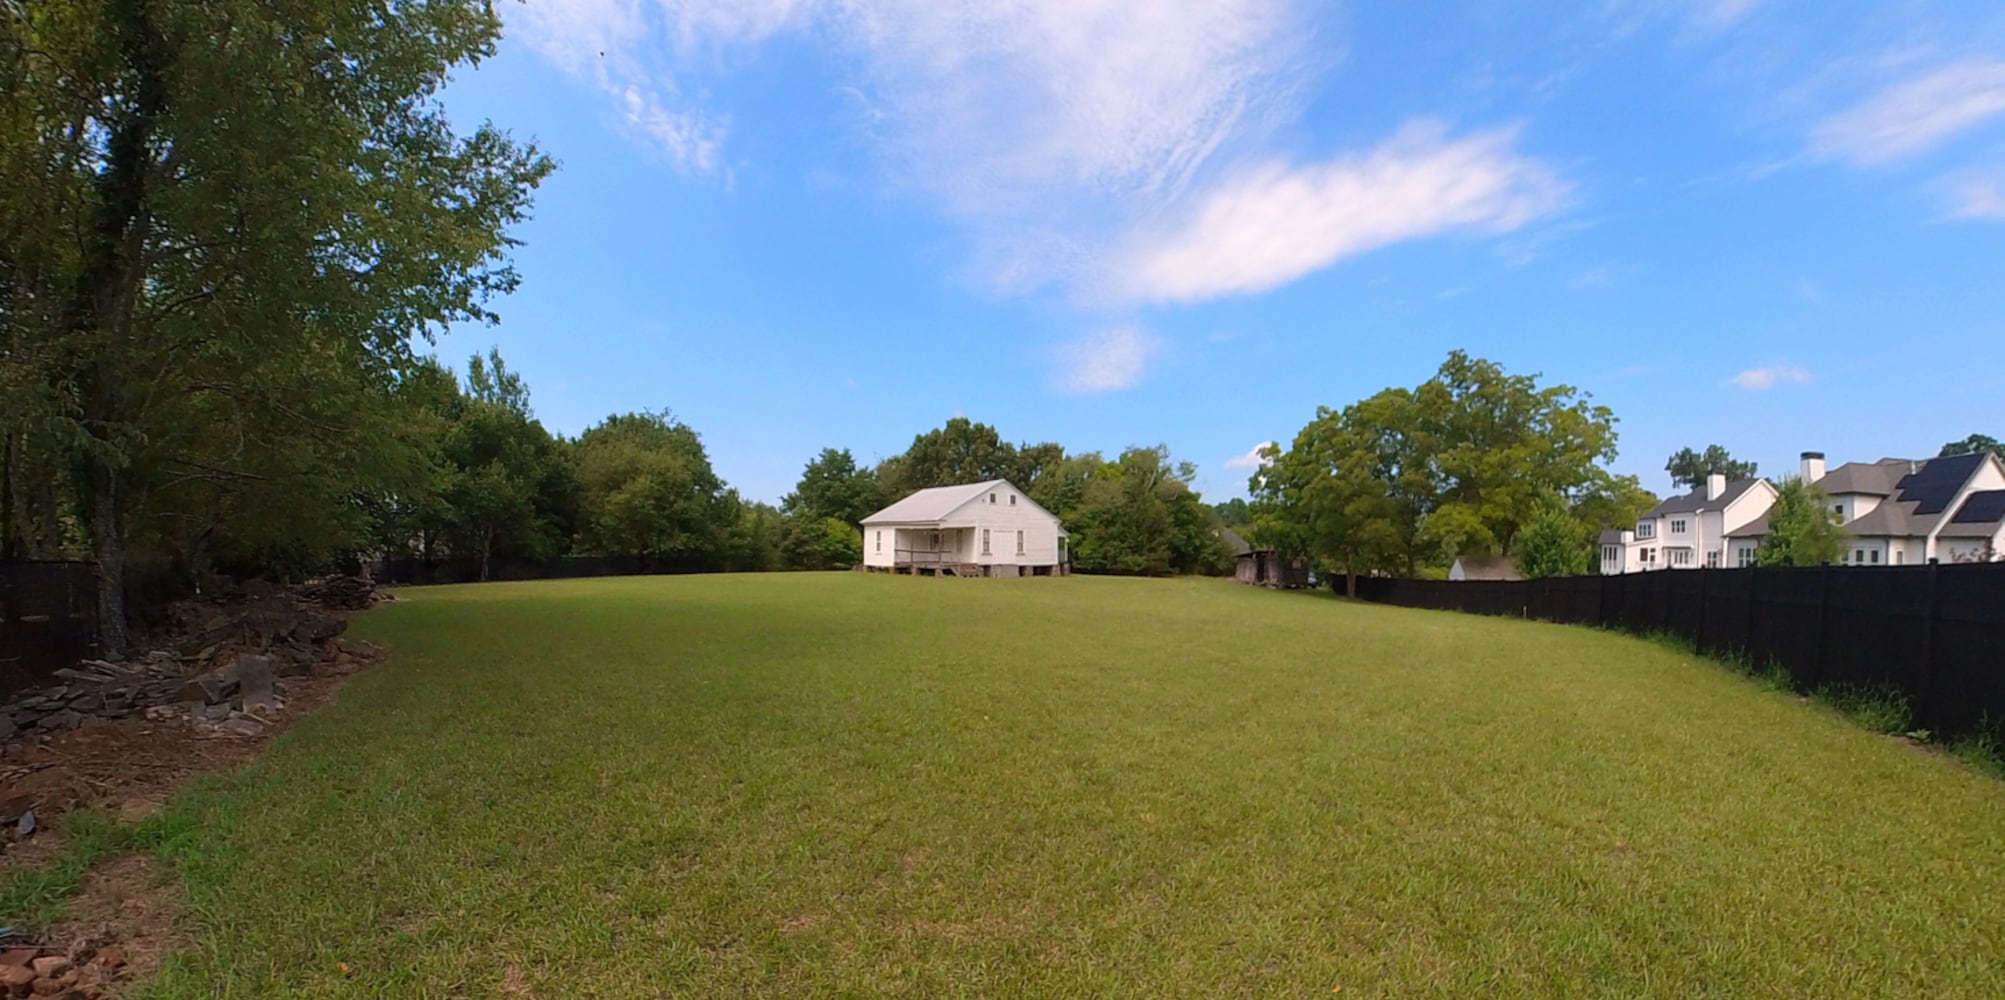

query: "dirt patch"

left=46, top=853, right=184, bottom=991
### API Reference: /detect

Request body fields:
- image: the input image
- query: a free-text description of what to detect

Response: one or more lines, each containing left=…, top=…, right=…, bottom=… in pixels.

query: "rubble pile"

left=1, top=577, right=385, bottom=744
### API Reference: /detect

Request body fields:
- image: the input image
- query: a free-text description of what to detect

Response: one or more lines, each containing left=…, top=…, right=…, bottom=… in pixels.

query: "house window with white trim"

left=1706, top=551, right=1720, bottom=568
left=990, top=493, right=997, bottom=504
left=1009, top=495, right=1016, bottom=506
left=1854, top=549, right=1864, bottom=564
left=981, top=529, right=991, bottom=555
left=1602, top=545, right=1619, bottom=563
left=1636, top=521, right=1656, bottom=539
left=874, top=531, right=881, bottom=553
left=1670, top=519, right=1687, bottom=535
left=1870, top=549, right=1880, bottom=564
left=1672, top=549, right=1692, bottom=567
left=1736, top=547, right=1756, bottom=567
left=1016, top=530, right=1025, bottom=554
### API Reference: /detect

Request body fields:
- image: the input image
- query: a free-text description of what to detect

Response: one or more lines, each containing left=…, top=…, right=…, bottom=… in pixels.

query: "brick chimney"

left=1800, top=451, right=1826, bottom=483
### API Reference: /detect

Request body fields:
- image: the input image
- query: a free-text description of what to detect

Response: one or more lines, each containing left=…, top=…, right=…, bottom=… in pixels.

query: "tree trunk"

left=66, top=0, right=170, bottom=658
left=1345, top=567, right=1358, bottom=599
left=92, top=466, right=131, bottom=657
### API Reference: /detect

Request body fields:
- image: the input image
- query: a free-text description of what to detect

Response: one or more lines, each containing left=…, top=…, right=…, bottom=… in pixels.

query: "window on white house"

left=1737, top=547, right=1756, bottom=567
left=1870, top=549, right=1880, bottom=564
left=982, top=529, right=991, bottom=554
left=1636, top=521, right=1656, bottom=539
left=990, top=493, right=997, bottom=504
left=1853, top=549, right=1864, bottom=564
left=1602, top=546, right=1619, bottom=563
left=1009, top=495, right=1016, bottom=506
left=1670, top=519, right=1687, bottom=534
left=1706, top=551, right=1721, bottom=568
left=930, top=531, right=941, bottom=548
left=1672, top=549, right=1691, bottom=566
left=875, top=531, right=881, bottom=552
left=1833, top=504, right=1844, bottom=518
left=1016, top=530, right=1025, bottom=554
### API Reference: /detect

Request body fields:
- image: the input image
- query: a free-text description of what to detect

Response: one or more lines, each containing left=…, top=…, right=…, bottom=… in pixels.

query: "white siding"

left=939, top=482, right=1065, bottom=566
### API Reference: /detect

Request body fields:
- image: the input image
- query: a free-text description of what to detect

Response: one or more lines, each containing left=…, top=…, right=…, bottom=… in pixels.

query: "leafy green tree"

left=1514, top=502, right=1591, bottom=578
left=1940, top=434, right=2002, bottom=460
left=1, top=0, right=551, bottom=650
left=1757, top=478, right=1847, bottom=567
left=720, top=494, right=784, bottom=572
left=782, top=448, right=884, bottom=527
left=572, top=412, right=728, bottom=565
left=782, top=516, right=863, bottom=570
left=1666, top=445, right=1757, bottom=490
left=1069, top=446, right=1227, bottom=576
left=1212, top=498, right=1252, bottom=530
left=1261, top=352, right=1622, bottom=584
left=877, top=417, right=1019, bottom=498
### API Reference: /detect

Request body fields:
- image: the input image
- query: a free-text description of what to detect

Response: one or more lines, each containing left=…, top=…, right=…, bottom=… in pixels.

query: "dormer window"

left=1636, top=521, right=1655, bottom=539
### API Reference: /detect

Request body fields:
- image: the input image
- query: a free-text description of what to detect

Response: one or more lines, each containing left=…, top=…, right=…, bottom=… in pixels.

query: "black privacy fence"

left=0, top=561, right=99, bottom=697
left=1353, top=564, right=2005, bottom=737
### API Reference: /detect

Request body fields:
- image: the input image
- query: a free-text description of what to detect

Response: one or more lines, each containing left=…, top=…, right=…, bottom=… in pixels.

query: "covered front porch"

left=888, top=526, right=975, bottom=575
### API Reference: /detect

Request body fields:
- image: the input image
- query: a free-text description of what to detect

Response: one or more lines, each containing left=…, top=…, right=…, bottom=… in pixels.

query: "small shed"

left=1448, top=554, right=1523, bottom=582
left=1236, top=550, right=1311, bottom=588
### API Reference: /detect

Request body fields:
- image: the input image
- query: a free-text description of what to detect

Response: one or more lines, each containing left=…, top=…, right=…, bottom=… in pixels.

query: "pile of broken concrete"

left=1, top=577, right=386, bottom=745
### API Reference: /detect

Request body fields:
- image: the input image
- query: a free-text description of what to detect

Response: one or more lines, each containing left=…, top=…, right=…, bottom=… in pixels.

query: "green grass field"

left=132, top=574, right=2005, bottom=997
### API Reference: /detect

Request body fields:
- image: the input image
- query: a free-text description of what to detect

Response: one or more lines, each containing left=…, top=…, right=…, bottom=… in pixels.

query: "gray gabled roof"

left=1597, top=528, right=1625, bottom=544
left=1645, top=478, right=1765, bottom=517
left=1218, top=526, right=1253, bottom=556
left=861, top=480, right=1007, bottom=524
left=1817, top=458, right=1914, bottom=497
left=1726, top=513, right=1769, bottom=538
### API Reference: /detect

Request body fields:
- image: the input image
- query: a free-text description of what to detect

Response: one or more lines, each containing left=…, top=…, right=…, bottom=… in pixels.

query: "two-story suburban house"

left=1599, top=473, right=1778, bottom=574
left=1727, top=450, right=2005, bottom=566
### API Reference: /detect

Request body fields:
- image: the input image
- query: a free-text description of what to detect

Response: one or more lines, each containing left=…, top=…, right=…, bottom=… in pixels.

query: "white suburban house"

left=1599, top=473, right=1778, bottom=574
left=860, top=479, right=1069, bottom=577
left=1727, top=450, right=2005, bottom=566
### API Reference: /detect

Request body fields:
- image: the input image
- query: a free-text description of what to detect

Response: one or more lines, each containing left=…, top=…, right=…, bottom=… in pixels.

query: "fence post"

left=1695, top=568, right=1709, bottom=654
left=1743, top=564, right=1759, bottom=662
left=1807, top=568, right=1831, bottom=691
left=1915, top=562, right=1942, bottom=724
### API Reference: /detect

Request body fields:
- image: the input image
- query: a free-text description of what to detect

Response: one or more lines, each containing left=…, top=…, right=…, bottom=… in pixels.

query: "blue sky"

left=432, top=0, right=2005, bottom=504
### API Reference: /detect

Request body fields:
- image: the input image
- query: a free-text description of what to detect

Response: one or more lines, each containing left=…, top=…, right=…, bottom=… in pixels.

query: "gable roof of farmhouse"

left=860, top=480, right=1065, bottom=530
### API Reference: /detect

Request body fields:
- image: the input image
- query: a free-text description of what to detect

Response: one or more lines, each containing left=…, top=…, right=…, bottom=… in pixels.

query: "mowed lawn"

left=139, top=574, right=2005, bottom=998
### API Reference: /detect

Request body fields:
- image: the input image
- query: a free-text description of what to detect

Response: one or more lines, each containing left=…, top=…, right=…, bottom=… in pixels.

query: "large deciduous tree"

left=782, top=448, right=883, bottom=528
left=2, top=0, right=551, bottom=651
left=571, top=412, right=728, bottom=566
left=876, top=417, right=1019, bottom=498
left=1259, top=352, right=1620, bottom=584
left=1665, top=445, right=1757, bottom=490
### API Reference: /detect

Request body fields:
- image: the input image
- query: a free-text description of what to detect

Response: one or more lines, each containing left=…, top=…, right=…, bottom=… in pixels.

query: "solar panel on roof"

left=1952, top=489, right=2005, bottom=524
left=1895, top=452, right=1984, bottom=516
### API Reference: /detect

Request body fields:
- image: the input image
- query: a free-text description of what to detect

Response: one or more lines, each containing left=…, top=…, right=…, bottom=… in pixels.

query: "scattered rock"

left=208, top=717, right=264, bottom=739
left=28, top=956, right=69, bottom=979
left=0, top=964, right=33, bottom=989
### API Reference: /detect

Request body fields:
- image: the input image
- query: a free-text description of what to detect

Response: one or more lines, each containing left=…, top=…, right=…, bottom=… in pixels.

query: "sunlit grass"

left=134, top=574, right=2005, bottom=997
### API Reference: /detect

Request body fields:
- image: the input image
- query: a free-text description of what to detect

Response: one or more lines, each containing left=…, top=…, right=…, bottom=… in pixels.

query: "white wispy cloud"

left=1813, top=59, right=2005, bottom=165
left=1114, top=122, right=1567, bottom=303
left=1224, top=442, right=1275, bottom=470
left=1054, top=326, right=1161, bottom=394
left=1725, top=365, right=1813, bottom=390
left=1946, top=170, right=2005, bottom=219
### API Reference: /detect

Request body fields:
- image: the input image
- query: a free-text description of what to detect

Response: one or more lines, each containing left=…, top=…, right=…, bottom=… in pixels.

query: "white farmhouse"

left=861, top=479, right=1070, bottom=577
left=1728, top=450, right=2005, bottom=566
left=1599, top=472, right=1778, bottom=574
